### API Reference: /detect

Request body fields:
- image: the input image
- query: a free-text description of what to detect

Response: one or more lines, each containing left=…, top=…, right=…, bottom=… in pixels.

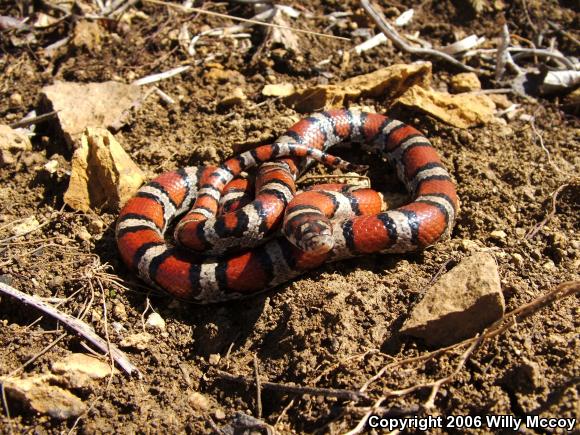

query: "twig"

left=547, top=21, right=580, bottom=47
left=132, top=65, right=191, bottom=86
left=253, top=354, right=263, bottom=419
left=510, top=47, right=577, bottom=70
left=360, top=280, right=580, bottom=393
left=0, top=282, right=140, bottom=377
left=274, top=398, right=295, bottom=428
left=0, top=219, right=51, bottom=245
left=525, top=182, right=576, bottom=239
left=528, top=112, right=567, bottom=175
left=9, top=111, right=59, bottom=129
left=3, top=333, right=68, bottom=378
left=143, top=0, right=350, bottom=42
left=422, top=336, right=481, bottom=408
left=346, top=338, right=480, bottom=435
left=210, top=368, right=365, bottom=401
left=344, top=395, right=384, bottom=435
left=360, top=0, right=477, bottom=72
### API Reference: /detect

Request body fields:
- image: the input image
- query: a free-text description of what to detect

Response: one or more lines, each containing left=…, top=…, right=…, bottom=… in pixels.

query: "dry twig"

left=525, top=182, right=577, bottom=239
left=210, top=368, right=365, bottom=401
left=143, top=0, right=350, bottom=42
left=253, top=354, right=263, bottom=418
left=360, top=280, right=580, bottom=394
left=0, top=282, right=140, bottom=376
left=360, top=0, right=477, bottom=72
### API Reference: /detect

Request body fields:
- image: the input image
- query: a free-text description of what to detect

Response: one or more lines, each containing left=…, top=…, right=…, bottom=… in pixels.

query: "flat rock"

left=400, top=253, right=505, bottom=347
left=262, top=83, right=295, bottom=97
left=52, top=353, right=116, bottom=381
left=64, top=127, right=145, bottom=212
left=39, top=81, right=143, bottom=148
left=286, top=62, right=432, bottom=112
left=1, top=374, right=86, bottom=420
left=394, top=85, right=496, bottom=128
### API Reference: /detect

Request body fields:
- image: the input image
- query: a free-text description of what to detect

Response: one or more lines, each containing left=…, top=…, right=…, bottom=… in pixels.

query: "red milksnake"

left=116, top=109, right=459, bottom=303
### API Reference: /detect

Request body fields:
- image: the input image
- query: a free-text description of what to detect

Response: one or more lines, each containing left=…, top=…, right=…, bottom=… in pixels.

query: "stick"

left=525, top=182, right=576, bottom=239
left=253, top=354, right=263, bottom=418
left=0, top=282, right=140, bottom=377
left=360, top=0, right=477, bottom=72
left=9, top=111, right=59, bottom=129
left=210, top=368, right=365, bottom=401
left=132, top=65, right=191, bottom=86
left=359, top=281, right=580, bottom=393
left=143, top=0, right=350, bottom=42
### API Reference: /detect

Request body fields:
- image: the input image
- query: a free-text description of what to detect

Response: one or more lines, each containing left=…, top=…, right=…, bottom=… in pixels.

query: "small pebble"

left=214, top=409, right=226, bottom=420
left=543, top=260, right=556, bottom=270
left=490, top=230, right=507, bottom=240
left=208, top=354, right=221, bottom=365
left=113, top=303, right=127, bottom=320
left=145, top=312, right=166, bottom=331
left=44, top=160, right=59, bottom=174
left=188, top=392, right=210, bottom=411
left=511, top=253, right=524, bottom=267
left=77, top=227, right=92, bottom=242
left=9, top=93, right=23, bottom=107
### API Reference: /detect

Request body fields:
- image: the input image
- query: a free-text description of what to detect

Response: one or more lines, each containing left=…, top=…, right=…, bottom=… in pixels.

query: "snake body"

left=116, top=110, right=459, bottom=303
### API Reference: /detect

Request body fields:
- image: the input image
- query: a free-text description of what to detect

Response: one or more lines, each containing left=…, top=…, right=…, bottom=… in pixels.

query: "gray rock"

left=39, top=81, right=143, bottom=148
left=1, top=374, right=86, bottom=420
left=400, top=253, right=505, bottom=347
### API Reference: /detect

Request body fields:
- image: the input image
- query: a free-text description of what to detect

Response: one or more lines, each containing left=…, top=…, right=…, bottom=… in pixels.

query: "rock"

left=44, top=159, right=59, bottom=174
left=394, top=85, right=496, bottom=128
left=10, top=216, right=39, bottom=237
left=145, top=312, right=166, bottom=331
left=511, top=253, right=525, bottom=267
left=489, top=94, right=512, bottom=110
left=64, top=128, right=145, bottom=212
left=490, top=230, right=507, bottom=240
left=188, top=392, right=210, bottom=411
left=71, top=20, right=102, bottom=52
left=449, top=72, right=481, bottom=93
left=39, top=81, right=143, bottom=148
left=119, top=332, right=153, bottom=350
left=0, top=124, right=32, bottom=166
left=400, top=253, right=505, bottom=347
left=262, top=83, right=295, bottom=97
left=218, top=88, right=247, bottom=108
left=113, top=303, right=127, bottom=320
left=286, top=63, right=432, bottom=112
left=214, top=409, right=226, bottom=420
left=208, top=354, right=221, bottom=365
left=9, top=92, right=23, bottom=108
left=76, top=227, right=92, bottom=242
left=1, top=374, right=86, bottom=419
left=52, top=353, right=115, bottom=387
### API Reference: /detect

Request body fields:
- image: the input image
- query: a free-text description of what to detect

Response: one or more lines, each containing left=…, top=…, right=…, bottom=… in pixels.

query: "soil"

left=0, top=0, right=578, bottom=433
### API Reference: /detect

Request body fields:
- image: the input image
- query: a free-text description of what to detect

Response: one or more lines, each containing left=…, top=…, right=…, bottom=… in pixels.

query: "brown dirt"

left=1, top=0, right=578, bottom=433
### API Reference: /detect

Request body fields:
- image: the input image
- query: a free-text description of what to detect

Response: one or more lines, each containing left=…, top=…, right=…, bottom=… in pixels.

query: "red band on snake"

left=116, top=109, right=459, bottom=303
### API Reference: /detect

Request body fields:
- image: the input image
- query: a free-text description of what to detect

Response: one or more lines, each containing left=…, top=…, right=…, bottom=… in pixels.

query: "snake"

left=116, top=109, right=459, bottom=303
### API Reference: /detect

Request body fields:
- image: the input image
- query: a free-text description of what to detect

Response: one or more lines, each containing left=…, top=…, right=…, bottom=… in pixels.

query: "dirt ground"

left=1, top=0, right=579, bottom=433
